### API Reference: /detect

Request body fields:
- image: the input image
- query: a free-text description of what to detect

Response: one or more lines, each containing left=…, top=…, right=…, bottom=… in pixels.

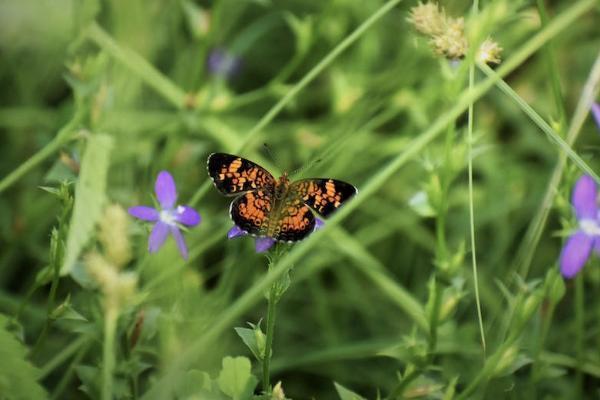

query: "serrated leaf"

left=62, top=134, right=113, bottom=275
left=0, top=314, right=47, bottom=400
left=217, top=356, right=257, bottom=400
left=334, top=382, right=366, bottom=400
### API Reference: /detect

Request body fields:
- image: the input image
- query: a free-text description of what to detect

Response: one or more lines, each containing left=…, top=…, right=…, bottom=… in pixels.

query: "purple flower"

left=560, top=175, right=600, bottom=278
left=207, top=48, right=241, bottom=78
left=592, top=102, right=600, bottom=128
left=227, top=218, right=325, bottom=253
left=128, top=171, right=201, bottom=260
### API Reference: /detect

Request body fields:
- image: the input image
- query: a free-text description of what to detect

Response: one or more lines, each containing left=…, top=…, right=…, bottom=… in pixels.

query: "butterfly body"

left=208, top=153, right=356, bottom=242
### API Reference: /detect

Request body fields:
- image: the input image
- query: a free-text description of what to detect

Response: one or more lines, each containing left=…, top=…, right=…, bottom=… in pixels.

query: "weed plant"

left=0, top=0, right=600, bottom=399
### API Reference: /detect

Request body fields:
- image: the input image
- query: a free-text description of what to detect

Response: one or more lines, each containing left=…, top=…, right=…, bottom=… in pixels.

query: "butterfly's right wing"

left=207, top=153, right=275, bottom=196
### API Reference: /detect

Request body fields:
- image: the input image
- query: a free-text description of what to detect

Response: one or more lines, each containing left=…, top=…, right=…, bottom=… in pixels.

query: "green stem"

left=468, top=62, right=486, bottom=358
left=428, top=278, right=443, bottom=353
left=575, top=275, right=584, bottom=397
left=529, top=301, right=556, bottom=397
left=103, top=306, right=118, bottom=400
left=536, top=0, right=567, bottom=128
left=86, top=22, right=188, bottom=109
left=387, top=367, right=420, bottom=400
left=478, top=63, right=600, bottom=183
left=51, top=340, right=91, bottom=400
left=262, top=284, right=278, bottom=394
left=0, top=110, right=83, bottom=194
left=39, top=335, right=90, bottom=379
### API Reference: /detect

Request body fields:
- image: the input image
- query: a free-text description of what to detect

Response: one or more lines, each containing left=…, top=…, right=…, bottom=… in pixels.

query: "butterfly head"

left=274, top=173, right=290, bottom=200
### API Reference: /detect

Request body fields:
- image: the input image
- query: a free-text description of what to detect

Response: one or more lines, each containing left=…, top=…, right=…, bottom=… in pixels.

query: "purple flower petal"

left=560, top=231, right=593, bottom=278
left=228, top=225, right=247, bottom=239
left=314, top=218, right=325, bottom=231
left=572, top=175, right=598, bottom=220
left=175, top=206, right=201, bottom=226
left=207, top=48, right=241, bottom=78
left=128, top=206, right=159, bottom=221
left=255, top=237, right=275, bottom=253
left=155, top=171, right=177, bottom=209
left=592, top=102, right=600, bottom=132
left=148, top=221, right=170, bottom=253
left=170, top=226, right=189, bottom=260
left=594, top=237, right=600, bottom=256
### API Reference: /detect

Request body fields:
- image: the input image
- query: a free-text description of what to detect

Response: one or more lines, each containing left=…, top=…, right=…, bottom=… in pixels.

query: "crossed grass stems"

left=3, top=0, right=599, bottom=398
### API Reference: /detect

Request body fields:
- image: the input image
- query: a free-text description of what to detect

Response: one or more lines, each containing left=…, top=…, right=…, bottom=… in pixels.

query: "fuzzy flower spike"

left=129, top=171, right=201, bottom=260
left=560, top=175, right=600, bottom=278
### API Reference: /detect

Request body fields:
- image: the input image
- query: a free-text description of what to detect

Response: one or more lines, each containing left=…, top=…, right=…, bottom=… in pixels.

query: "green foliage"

left=62, top=134, right=113, bottom=275
left=217, top=356, right=258, bottom=400
left=1, top=0, right=600, bottom=399
left=0, top=314, right=47, bottom=400
left=334, top=382, right=367, bottom=400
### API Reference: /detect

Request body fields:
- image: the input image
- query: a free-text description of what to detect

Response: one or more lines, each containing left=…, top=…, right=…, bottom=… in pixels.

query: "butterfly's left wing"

left=290, top=178, right=357, bottom=217
left=207, top=153, right=275, bottom=196
left=230, top=190, right=272, bottom=236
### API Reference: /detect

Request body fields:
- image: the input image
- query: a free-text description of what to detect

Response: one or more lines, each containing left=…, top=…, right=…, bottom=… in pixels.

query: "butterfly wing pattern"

left=207, top=153, right=275, bottom=195
left=271, top=197, right=315, bottom=242
left=229, top=190, right=272, bottom=236
left=208, top=152, right=357, bottom=244
left=290, top=178, right=358, bottom=217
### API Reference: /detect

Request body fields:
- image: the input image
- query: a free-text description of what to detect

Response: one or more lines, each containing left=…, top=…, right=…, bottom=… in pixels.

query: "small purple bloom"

left=207, top=48, right=241, bottom=78
left=560, top=175, right=600, bottom=278
left=255, top=237, right=276, bottom=253
left=129, top=171, right=201, bottom=260
left=227, top=217, right=325, bottom=254
left=592, top=102, right=600, bottom=129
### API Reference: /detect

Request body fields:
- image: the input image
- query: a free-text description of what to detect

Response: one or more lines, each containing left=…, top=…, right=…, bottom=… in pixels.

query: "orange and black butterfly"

left=207, top=153, right=357, bottom=242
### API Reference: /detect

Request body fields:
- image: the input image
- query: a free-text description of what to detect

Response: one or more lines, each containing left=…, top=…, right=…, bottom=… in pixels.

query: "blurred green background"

left=1, top=0, right=600, bottom=399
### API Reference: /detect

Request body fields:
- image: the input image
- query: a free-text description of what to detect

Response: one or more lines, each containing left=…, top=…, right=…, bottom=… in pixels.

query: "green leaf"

left=234, top=322, right=266, bottom=361
left=217, top=356, right=257, bottom=400
left=0, top=314, right=47, bottom=400
left=61, top=134, right=113, bottom=275
left=334, top=382, right=366, bottom=400
left=234, top=327, right=261, bottom=361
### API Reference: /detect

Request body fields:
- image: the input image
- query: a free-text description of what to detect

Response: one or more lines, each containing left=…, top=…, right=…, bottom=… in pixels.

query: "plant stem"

left=86, top=23, right=187, bottom=109
left=103, top=306, right=118, bottom=400
left=469, top=0, right=486, bottom=358
left=478, top=63, right=600, bottom=183
left=575, top=275, right=584, bottom=397
left=529, top=301, right=556, bottom=397
left=39, top=335, right=90, bottom=379
left=262, top=283, right=278, bottom=394
left=0, top=110, right=83, bottom=194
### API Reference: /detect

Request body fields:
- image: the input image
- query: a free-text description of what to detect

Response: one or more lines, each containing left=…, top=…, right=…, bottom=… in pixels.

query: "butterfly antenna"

left=290, top=157, right=322, bottom=177
left=263, top=143, right=283, bottom=172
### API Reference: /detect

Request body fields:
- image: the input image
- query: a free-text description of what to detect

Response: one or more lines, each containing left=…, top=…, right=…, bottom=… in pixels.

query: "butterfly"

left=207, top=153, right=357, bottom=242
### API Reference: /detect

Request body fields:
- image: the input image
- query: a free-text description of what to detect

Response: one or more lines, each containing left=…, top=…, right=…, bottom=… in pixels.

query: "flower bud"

left=492, top=345, right=518, bottom=377
left=408, top=2, right=446, bottom=36
left=543, top=269, right=565, bottom=305
left=477, top=38, right=503, bottom=64
left=271, top=381, right=286, bottom=400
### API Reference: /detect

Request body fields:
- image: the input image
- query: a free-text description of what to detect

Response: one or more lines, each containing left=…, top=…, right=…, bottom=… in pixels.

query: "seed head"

left=99, top=204, right=132, bottom=268
left=477, top=38, right=503, bottom=64
left=408, top=2, right=446, bottom=36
